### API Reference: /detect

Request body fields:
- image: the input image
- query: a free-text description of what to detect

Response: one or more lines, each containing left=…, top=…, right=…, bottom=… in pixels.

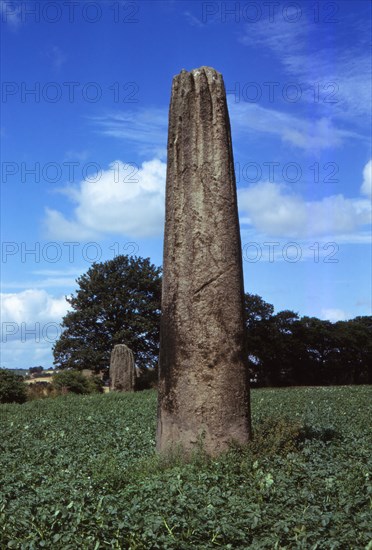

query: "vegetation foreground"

left=1, top=387, right=371, bottom=549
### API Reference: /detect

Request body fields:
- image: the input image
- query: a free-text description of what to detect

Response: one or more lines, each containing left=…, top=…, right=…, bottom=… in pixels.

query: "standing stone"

left=157, top=67, right=251, bottom=456
left=109, top=344, right=135, bottom=392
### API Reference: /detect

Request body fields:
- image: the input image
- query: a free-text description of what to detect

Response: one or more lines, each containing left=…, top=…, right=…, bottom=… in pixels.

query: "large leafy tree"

left=0, top=369, right=27, bottom=404
left=53, top=255, right=162, bottom=374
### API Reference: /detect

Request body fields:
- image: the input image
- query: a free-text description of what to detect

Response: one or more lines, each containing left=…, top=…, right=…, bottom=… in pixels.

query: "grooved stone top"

left=178, top=66, right=222, bottom=79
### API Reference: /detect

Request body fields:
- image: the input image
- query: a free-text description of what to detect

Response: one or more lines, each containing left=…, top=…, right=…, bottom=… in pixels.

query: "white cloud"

left=46, top=45, right=67, bottom=71
left=1, top=289, right=68, bottom=326
left=321, top=309, right=347, bottom=322
left=44, top=158, right=166, bottom=240
left=238, top=160, right=371, bottom=239
left=91, top=108, right=168, bottom=158
left=1, top=288, right=70, bottom=368
left=229, top=102, right=362, bottom=152
left=361, top=160, right=372, bottom=198
left=64, top=150, right=90, bottom=162
left=183, top=11, right=203, bottom=27
left=1, top=277, right=78, bottom=290
left=32, top=268, right=83, bottom=277
left=1, top=340, right=56, bottom=369
left=44, top=209, right=96, bottom=240
left=239, top=15, right=371, bottom=123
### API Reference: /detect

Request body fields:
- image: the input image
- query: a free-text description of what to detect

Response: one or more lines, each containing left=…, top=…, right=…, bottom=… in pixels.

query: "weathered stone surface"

left=109, top=344, right=135, bottom=392
left=157, top=67, right=251, bottom=456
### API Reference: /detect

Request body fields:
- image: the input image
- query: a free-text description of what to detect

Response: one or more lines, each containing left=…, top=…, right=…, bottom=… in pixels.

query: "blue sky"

left=1, top=0, right=371, bottom=369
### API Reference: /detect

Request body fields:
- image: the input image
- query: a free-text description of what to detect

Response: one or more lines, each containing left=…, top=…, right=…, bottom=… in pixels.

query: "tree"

left=245, top=294, right=300, bottom=386
left=246, top=294, right=372, bottom=387
left=245, top=293, right=274, bottom=329
left=53, top=255, right=162, bottom=375
left=52, top=370, right=102, bottom=394
left=332, top=316, right=372, bottom=384
left=0, top=369, right=27, bottom=404
left=266, top=310, right=301, bottom=386
left=295, top=317, right=340, bottom=385
left=29, top=366, right=44, bottom=374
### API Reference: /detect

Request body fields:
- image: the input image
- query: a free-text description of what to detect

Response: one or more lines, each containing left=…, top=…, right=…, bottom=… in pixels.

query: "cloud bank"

left=45, top=159, right=166, bottom=240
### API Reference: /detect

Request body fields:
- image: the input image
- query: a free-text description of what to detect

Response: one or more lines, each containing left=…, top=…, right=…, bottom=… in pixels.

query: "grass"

left=1, top=386, right=371, bottom=549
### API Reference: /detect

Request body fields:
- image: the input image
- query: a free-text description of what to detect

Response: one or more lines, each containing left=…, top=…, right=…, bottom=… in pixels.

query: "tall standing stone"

left=157, top=67, right=251, bottom=456
left=109, top=344, right=135, bottom=392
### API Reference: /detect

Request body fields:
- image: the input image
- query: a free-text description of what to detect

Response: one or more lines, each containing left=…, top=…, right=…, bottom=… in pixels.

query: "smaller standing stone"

left=109, top=344, right=136, bottom=392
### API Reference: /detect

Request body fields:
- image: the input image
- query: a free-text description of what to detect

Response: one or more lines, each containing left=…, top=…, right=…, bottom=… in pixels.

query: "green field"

left=1, top=387, right=371, bottom=549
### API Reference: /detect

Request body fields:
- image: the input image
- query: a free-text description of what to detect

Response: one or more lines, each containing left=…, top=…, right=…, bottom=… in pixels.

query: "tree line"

left=245, top=294, right=371, bottom=386
left=53, top=255, right=371, bottom=387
